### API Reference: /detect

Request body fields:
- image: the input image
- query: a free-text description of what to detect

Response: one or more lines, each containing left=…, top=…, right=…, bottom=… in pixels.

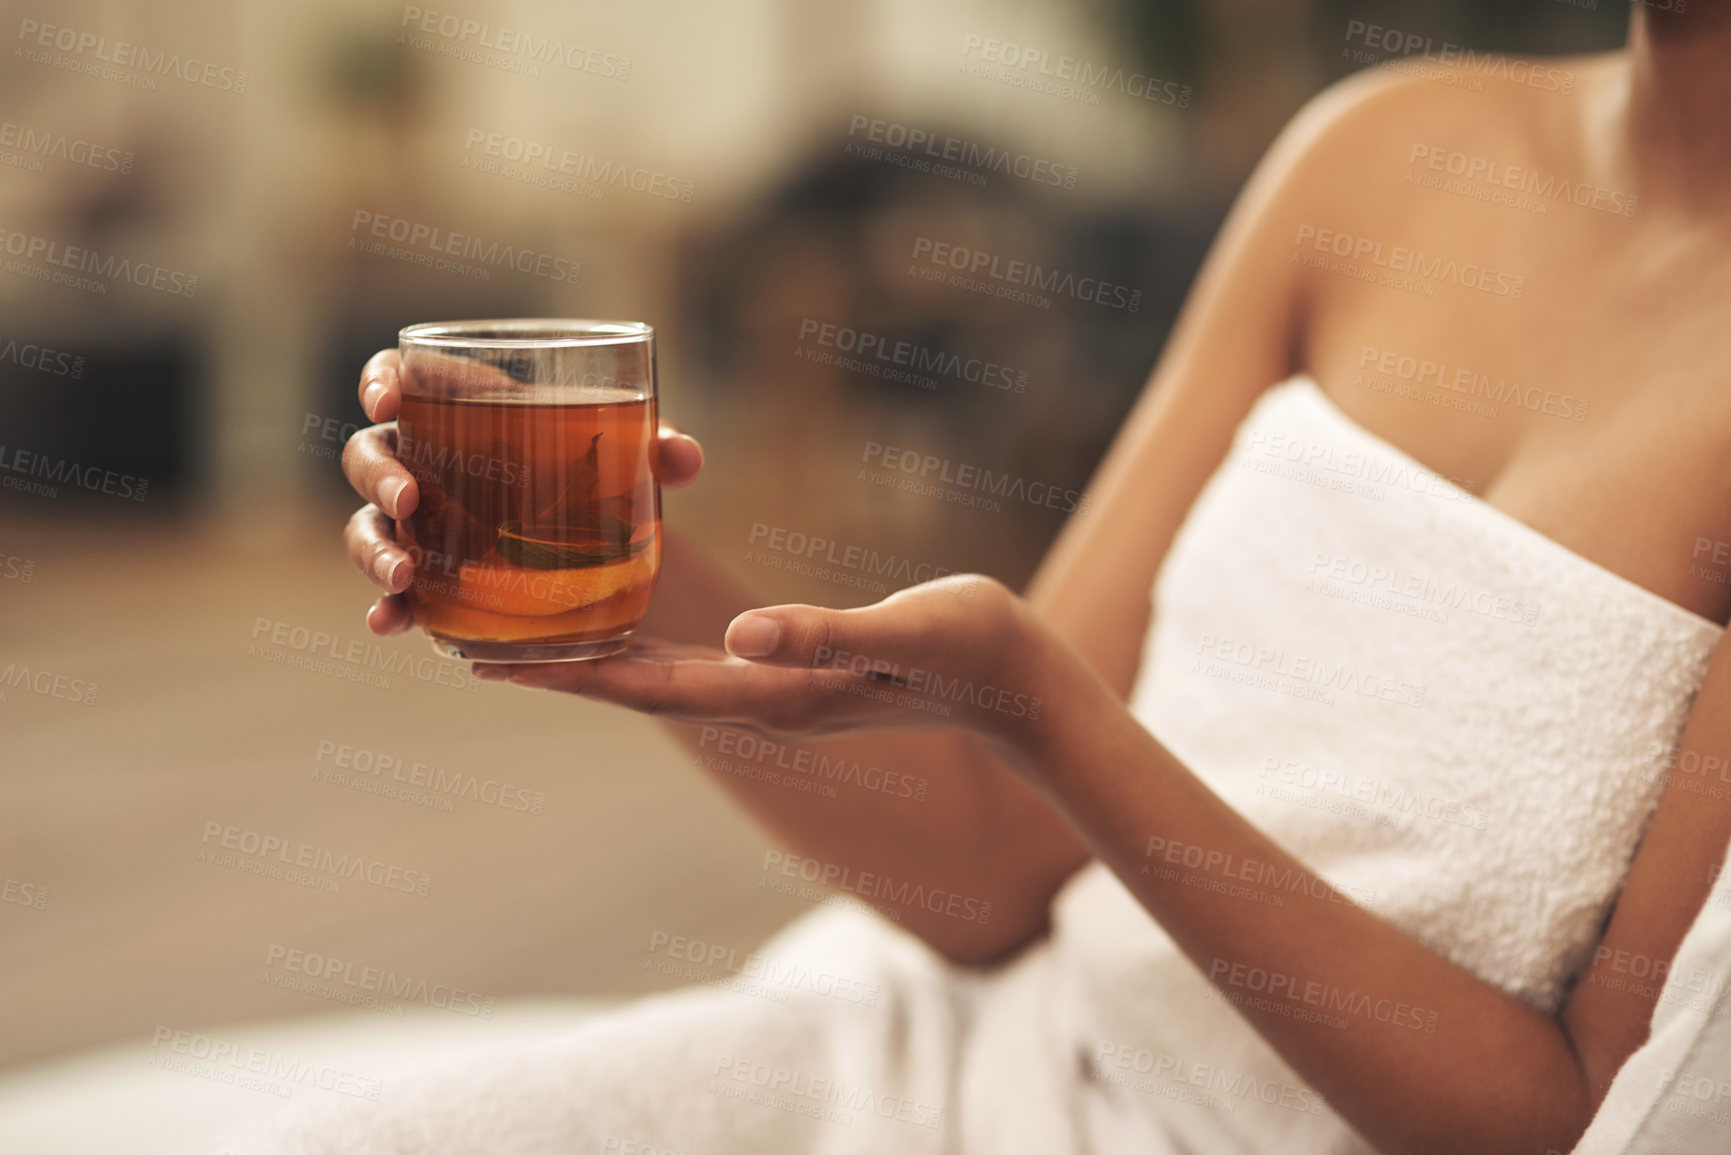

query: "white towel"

left=1054, top=374, right=1721, bottom=1152
left=215, top=375, right=1721, bottom=1154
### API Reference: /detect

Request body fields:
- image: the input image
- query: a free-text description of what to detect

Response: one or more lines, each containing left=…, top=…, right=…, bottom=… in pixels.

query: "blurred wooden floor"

left=0, top=500, right=802, bottom=1072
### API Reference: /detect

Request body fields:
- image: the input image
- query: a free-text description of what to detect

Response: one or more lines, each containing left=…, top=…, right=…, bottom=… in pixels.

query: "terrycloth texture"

left=211, top=906, right=1002, bottom=1154
left=214, top=374, right=1725, bottom=1154
left=1053, top=375, right=1723, bottom=1153
left=0, top=1001, right=617, bottom=1155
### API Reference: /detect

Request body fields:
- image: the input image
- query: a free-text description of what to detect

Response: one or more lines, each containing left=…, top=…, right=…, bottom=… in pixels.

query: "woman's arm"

left=603, top=73, right=1392, bottom=962
left=976, top=592, right=1731, bottom=1155
left=342, top=68, right=1396, bottom=964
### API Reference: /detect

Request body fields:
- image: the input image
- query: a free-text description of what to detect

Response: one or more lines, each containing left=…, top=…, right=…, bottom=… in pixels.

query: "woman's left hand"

left=473, top=573, right=1060, bottom=745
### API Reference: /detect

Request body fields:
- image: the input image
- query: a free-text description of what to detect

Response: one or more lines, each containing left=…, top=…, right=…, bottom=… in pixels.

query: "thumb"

left=656, top=424, right=704, bottom=489
left=723, top=602, right=904, bottom=672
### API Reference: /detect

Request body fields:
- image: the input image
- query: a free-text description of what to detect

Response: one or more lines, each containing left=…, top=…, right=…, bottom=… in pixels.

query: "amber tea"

left=396, top=320, right=661, bottom=661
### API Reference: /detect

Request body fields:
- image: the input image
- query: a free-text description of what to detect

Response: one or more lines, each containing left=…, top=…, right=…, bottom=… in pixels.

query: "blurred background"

left=0, top=0, right=1628, bottom=1137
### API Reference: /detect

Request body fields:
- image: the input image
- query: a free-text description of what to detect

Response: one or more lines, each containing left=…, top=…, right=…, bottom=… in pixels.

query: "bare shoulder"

left=1261, top=49, right=1628, bottom=225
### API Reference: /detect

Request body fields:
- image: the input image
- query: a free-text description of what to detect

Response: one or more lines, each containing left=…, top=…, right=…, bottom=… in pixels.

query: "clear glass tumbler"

left=395, top=319, right=660, bottom=661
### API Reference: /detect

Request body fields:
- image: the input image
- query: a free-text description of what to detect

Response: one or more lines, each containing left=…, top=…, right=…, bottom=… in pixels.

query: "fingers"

left=367, top=594, right=415, bottom=636
left=722, top=576, right=1009, bottom=669
left=656, top=424, right=704, bottom=489
left=359, top=349, right=402, bottom=423
left=345, top=504, right=413, bottom=594
left=473, top=645, right=783, bottom=721
left=351, top=348, right=416, bottom=516
left=363, top=347, right=702, bottom=494
left=468, top=638, right=944, bottom=735
left=341, top=423, right=419, bottom=518
left=400, top=347, right=522, bottom=398
left=723, top=601, right=907, bottom=670
left=346, top=502, right=414, bottom=634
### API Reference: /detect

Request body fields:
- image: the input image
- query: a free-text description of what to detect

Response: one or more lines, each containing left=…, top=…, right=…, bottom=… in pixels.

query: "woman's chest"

left=1300, top=214, right=1731, bottom=624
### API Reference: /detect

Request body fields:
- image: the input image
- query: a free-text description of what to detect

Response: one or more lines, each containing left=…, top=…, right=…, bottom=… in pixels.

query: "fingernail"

left=373, top=550, right=403, bottom=587
left=362, top=380, right=385, bottom=413
left=474, top=664, right=507, bottom=681
left=726, top=614, right=781, bottom=659
left=380, top=476, right=407, bottom=517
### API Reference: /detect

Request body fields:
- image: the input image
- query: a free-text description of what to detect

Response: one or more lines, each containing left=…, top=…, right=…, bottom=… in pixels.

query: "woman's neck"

left=1623, top=5, right=1731, bottom=194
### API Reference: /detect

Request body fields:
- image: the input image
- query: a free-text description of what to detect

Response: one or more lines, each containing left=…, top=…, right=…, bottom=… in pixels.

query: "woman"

left=246, top=6, right=1731, bottom=1153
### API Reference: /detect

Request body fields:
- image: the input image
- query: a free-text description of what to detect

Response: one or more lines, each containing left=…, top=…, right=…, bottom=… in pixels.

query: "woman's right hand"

left=340, top=348, right=706, bottom=636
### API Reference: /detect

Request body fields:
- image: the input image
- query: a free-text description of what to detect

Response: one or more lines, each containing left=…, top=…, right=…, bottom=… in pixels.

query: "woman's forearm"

left=661, top=718, right=1089, bottom=963
left=998, top=623, right=1593, bottom=1155
left=643, top=527, right=1090, bottom=963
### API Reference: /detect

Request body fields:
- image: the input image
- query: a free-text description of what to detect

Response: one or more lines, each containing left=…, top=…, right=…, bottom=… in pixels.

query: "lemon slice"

left=455, top=552, right=654, bottom=617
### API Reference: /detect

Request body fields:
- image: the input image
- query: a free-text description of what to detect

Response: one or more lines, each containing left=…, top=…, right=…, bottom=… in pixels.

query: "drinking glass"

left=395, top=319, right=660, bottom=661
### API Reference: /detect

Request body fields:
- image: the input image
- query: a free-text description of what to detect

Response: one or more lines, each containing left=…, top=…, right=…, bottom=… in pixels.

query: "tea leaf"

left=496, top=518, right=650, bottom=569
left=530, top=432, right=604, bottom=525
